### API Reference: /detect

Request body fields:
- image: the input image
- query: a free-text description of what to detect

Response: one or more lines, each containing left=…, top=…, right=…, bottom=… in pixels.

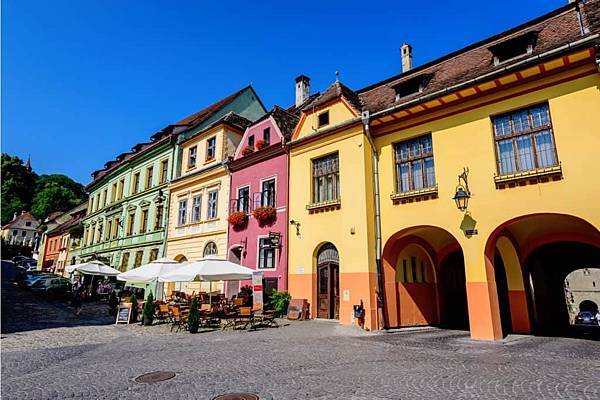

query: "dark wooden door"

left=317, top=263, right=339, bottom=319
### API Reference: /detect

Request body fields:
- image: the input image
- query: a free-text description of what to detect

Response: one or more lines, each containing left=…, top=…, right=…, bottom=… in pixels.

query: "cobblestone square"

left=2, top=266, right=599, bottom=400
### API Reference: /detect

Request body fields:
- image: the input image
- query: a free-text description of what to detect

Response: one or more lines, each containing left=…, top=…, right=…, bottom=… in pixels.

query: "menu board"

left=252, top=271, right=264, bottom=313
left=115, top=304, right=131, bottom=324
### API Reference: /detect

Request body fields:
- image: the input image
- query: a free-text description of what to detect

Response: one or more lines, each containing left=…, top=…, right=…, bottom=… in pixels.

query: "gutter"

left=371, top=34, right=600, bottom=120
left=361, top=110, right=387, bottom=330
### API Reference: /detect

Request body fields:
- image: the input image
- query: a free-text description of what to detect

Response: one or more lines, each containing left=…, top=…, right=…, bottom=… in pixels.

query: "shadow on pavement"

left=1, top=261, right=114, bottom=334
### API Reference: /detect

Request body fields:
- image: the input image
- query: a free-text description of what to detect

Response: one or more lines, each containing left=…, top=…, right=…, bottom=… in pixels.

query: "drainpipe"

left=161, top=135, right=178, bottom=258
left=361, top=110, right=387, bottom=329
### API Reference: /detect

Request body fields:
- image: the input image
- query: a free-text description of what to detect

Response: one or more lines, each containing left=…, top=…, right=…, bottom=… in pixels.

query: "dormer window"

left=318, top=111, right=329, bottom=128
left=248, top=135, right=255, bottom=148
left=489, top=31, right=538, bottom=66
left=263, top=128, right=270, bottom=145
left=393, top=74, right=433, bottom=100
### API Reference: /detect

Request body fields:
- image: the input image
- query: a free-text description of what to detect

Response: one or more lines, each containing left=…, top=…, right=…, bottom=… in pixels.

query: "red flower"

left=242, top=146, right=254, bottom=156
left=256, top=139, right=268, bottom=150
left=252, top=206, right=277, bottom=226
left=228, top=211, right=248, bottom=230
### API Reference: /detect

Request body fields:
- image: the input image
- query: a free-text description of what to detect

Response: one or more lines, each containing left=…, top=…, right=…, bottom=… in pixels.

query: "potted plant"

left=142, top=290, right=154, bottom=326
left=253, top=206, right=277, bottom=226
left=227, top=211, right=248, bottom=230
left=256, top=139, right=268, bottom=150
left=267, top=290, right=291, bottom=317
left=188, top=297, right=200, bottom=333
left=130, top=293, right=138, bottom=323
left=242, top=145, right=254, bottom=156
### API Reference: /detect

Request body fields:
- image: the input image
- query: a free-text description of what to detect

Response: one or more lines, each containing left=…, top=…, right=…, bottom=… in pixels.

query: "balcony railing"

left=230, top=190, right=276, bottom=214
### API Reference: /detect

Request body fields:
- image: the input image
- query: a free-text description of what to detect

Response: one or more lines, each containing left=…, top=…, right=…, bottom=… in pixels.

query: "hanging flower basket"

left=253, top=206, right=277, bottom=226
left=256, top=139, right=268, bottom=150
left=228, top=211, right=248, bottom=230
left=242, top=145, right=254, bottom=156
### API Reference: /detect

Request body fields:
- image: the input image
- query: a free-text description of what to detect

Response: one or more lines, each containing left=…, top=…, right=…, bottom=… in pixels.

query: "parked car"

left=12, top=255, right=28, bottom=264
left=574, top=311, right=598, bottom=326
left=17, top=258, right=38, bottom=271
left=23, top=273, right=59, bottom=288
left=31, top=277, right=72, bottom=295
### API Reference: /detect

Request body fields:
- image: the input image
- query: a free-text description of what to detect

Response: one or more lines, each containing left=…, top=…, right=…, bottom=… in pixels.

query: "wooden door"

left=317, top=263, right=340, bottom=319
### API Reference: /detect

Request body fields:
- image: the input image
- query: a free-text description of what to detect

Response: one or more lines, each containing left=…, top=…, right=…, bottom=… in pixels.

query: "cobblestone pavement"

left=2, top=262, right=600, bottom=399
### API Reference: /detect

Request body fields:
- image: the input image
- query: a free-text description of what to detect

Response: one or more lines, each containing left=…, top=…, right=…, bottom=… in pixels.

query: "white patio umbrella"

left=116, top=257, right=185, bottom=283
left=66, top=260, right=120, bottom=276
left=158, top=255, right=255, bottom=303
left=158, top=255, right=254, bottom=282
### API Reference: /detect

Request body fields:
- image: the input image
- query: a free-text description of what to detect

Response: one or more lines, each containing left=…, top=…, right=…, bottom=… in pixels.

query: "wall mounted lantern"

left=453, top=167, right=471, bottom=212
left=289, top=220, right=301, bottom=236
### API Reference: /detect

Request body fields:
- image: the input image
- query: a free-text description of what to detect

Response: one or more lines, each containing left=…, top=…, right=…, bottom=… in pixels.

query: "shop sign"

left=252, top=271, right=264, bottom=312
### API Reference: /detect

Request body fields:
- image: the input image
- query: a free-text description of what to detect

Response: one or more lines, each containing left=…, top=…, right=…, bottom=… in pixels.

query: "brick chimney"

left=401, top=43, right=413, bottom=73
left=295, top=75, right=310, bottom=107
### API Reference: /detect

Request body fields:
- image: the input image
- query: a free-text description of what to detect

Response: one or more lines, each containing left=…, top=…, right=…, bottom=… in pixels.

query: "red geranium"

left=256, top=139, right=268, bottom=150
left=228, top=211, right=248, bottom=230
left=252, top=206, right=277, bottom=226
left=242, top=146, right=254, bottom=156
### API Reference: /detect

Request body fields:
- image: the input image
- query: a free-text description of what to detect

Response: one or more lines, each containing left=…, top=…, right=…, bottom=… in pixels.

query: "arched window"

left=317, top=243, right=339, bottom=265
left=203, top=242, right=218, bottom=257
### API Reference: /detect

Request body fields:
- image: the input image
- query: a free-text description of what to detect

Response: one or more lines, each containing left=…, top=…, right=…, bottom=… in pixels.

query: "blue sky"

left=2, top=0, right=565, bottom=185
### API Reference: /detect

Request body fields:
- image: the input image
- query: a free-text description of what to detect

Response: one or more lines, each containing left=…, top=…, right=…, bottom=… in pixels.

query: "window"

left=118, top=178, right=125, bottom=200
left=248, top=135, right=255, bottom=148
left=120, top=253, right=129, bottom=272
left=489, top=32, right=537, bottom=65
left=393, top=74, right=433, bottom=99
left=317, top=111, right=329, bottom=127
left=188, top=146, right=197, bottom=168
left=261, top=179, right=276, bottom=207
left=88, top=197, right=93, bottom=213
left=103, top=189, right=108, bottom=207
left=237, top=187, right=249, bottom=213
left=12, top=230, right=17, bottom=236
left=312, top=153, right=339, bottom=203
left=126, top=212, right=135, bottom=236
left=394, top=134, right=435, bottom=193
left=21, top=230, right=26, bottom=237
left=258, top=237, right=275, bottom=269
left=263, top=128, right=270, bottom=145
left=111, top=182, right=117, bottom=203
left=145, top=166, right=153, bottom=189
left=160, top=159, right=169, bottom=183
left=106, top=219, right=113, bottom=240
left=178, top=199, right=188, bottom=225
left=206, top=137, right=216, bottom=160
left=154, top=205, right=163, bottom=230
left=112, top=217, right=120, bottom=239
left=140, top=209, right=148, bottom=233
left=203, top=241, right=218, bottom=257
left=207, top=190, right=218, bottom=219
left=25, top=221, right=32, bottom=227
left=492, top=103, right=557, bottom=176
left=132, top=172, right=140, bottom=194
left=149, top=248, right=159, bottom=262
left=134, top=251, right=144, bottom=268
left=83, top=226, right=88, bottom=245
left=191, top=195, right=202, bottom=222
left=95, top=194, right=100, bottom=211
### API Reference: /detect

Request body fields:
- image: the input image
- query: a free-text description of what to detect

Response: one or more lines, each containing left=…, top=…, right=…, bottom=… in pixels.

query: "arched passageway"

left=486, top=213, right=600, bottom=339
left=382, top=226, right=468, bottom=331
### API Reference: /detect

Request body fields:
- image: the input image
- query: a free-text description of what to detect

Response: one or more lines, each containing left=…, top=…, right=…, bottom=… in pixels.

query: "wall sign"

left=252, top=271, right=264, bottom=313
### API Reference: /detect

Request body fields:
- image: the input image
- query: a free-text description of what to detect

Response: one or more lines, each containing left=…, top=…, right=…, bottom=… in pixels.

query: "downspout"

left=361, top=110, right=387, bottom=329
left=161, top=135, right=178, bottom=258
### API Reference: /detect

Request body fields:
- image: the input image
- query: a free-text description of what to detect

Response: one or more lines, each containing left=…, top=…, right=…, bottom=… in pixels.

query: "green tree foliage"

left=1, top=153, right=38, bottom=224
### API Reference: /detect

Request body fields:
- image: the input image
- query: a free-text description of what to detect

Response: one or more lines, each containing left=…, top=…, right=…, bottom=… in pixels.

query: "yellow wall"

left=295, top=101, right=358, bottom=139
left=288, top=118, right=378, bottom=327
left=375, top=69, right=600, bottom=283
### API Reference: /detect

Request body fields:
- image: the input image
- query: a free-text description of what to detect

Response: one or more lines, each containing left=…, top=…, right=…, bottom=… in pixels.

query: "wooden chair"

left=252, top=309, right=279, bottom=328
left=232, top=298, right=244, bottom=307
left=157, top=304, right=171, bottom=323
left=236, top=307, right=255, bottom=330
left=170, top=306, right=187, bottom=332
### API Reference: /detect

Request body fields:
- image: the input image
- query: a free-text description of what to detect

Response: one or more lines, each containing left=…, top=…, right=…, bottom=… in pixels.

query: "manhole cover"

left=212, top=394, right=259, bottom=400
left=134, top=371, right=176, bottom=384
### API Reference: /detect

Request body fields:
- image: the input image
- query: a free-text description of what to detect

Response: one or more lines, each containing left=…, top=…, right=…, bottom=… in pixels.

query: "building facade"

left=1, top=211, right=39, bottom=248
left=226, top=106, right=299, bottom=297
left=288, top=1, right=600, bottom=340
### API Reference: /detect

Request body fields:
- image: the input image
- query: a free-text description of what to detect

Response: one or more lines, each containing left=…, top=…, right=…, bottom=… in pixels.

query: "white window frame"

left=207, top=190, right=218, bottom=219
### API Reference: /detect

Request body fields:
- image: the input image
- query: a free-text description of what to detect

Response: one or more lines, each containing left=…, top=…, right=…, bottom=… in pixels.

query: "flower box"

left=227, top=211, right=248, bottom=230
left=242, top=146, right=254, bottom=156
left=252, top=206, right=277, bottom=226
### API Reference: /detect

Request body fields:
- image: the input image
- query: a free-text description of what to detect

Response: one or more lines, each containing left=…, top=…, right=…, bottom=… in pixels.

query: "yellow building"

left=288, top=1, right=600, bottom=339
left=166, top=113, right=255, bottom=292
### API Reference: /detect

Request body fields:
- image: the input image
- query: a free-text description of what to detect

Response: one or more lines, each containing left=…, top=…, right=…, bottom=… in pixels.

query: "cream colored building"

left=166, top=113, right=255, bottom=293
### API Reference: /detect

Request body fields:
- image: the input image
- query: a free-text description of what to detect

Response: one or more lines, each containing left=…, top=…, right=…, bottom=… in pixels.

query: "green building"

left=80, top=86, right=265, bottom=271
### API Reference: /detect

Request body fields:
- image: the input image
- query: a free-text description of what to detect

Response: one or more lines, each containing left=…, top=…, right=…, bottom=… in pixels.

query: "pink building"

left=226, top=106, right=299, bottom=297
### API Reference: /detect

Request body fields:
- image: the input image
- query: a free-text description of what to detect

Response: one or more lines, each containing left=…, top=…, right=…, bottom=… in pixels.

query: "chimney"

left=401, top=43, right=413, bottom=73
left=295, top=75, right=310, bottom=107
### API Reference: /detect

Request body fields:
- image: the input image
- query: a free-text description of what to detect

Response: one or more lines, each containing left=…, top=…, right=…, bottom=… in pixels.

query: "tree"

left=30, top=174, right=87, bottom=220
left=1, top=153, right=37, bottom=224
